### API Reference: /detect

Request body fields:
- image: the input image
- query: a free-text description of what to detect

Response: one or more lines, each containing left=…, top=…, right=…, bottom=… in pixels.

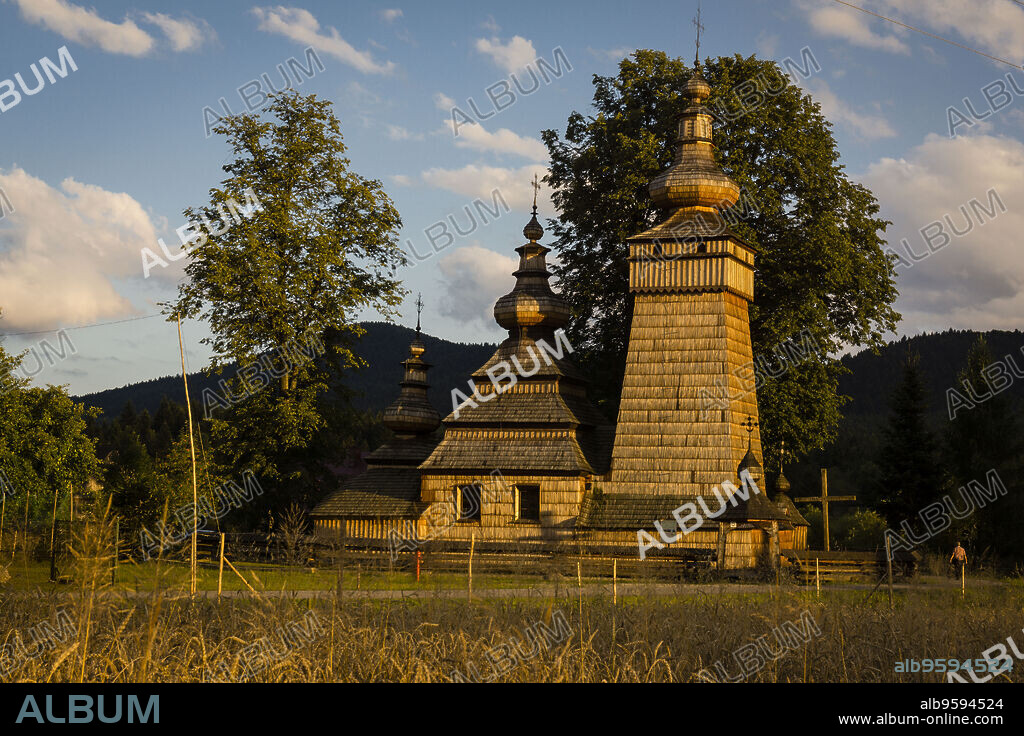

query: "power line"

left=830, top=0, right=1024, bottom=70
left=0, top=313, right=164, bottom=338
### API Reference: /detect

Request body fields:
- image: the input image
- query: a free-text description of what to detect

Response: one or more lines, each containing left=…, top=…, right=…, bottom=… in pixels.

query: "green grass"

left=2, top=559, right=566, bottom=594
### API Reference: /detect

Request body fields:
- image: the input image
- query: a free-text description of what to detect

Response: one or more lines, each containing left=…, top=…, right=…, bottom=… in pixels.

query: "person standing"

left=950, top=542, right=967, bottom=574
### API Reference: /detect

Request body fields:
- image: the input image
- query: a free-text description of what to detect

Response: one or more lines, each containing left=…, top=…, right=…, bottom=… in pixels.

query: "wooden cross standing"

left=794, top=468, right=856, bottom=552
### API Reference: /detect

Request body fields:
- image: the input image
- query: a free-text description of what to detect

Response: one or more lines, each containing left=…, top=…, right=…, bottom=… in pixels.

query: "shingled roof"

left=773, top=492, right=811, bottom=527
left=312, top=332, right=441, bottom=520
left=312, top=463, right=430, bottom=518
left=577, top=485, right=791, bottom=531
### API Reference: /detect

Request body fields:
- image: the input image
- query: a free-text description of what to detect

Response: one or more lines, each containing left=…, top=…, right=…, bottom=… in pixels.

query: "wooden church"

left=312, top=64, right=808, bottom=569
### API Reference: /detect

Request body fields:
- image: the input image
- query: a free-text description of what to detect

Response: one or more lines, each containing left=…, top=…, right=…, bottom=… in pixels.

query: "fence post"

left=468, top=533, right=476, bottom=600
left=815, top=558, right=820, bottom=598
left=885, top=535, right=894, bottom=610
left=218, top=533, right=226, bottom=603
left=577, top=560, right=584, bottom=681
left=612, top=558, right=617, bottom=605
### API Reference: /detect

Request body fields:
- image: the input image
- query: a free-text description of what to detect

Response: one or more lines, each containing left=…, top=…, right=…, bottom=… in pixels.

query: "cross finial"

left=530, top=173, right=540, bottom=214
left=743, top=415, right=758, bottom=451
left=415, top=293, right=423, bottom=334
left=780, top=439, right=786, bottom=472
left=693, top=0, right=704, bottom=67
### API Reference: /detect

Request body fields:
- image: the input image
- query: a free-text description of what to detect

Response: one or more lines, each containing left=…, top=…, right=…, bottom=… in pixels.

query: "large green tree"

left=542, top=52, right=899, bottom=466
left=170, top=91, right=406, bottom=506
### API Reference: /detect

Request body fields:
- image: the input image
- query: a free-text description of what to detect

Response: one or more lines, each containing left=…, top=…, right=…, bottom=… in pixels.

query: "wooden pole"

left=177, top=313, right=199, bottom=599
left=815, top=557, right=820, bottom=598
left=885, top=535, right=894, bottom=610
left=612, top=559, right=617, bottom=605
left=577, top=560, right=583, bottom=682
left=468, top=533, right=475, bottom=599
left=218, top=533, right=225, bottom=603
left=821, top=469, right=830, bottom=552
left=112, top=519, right=119, bottom=586
left=223, top=555, right=258, bottom=594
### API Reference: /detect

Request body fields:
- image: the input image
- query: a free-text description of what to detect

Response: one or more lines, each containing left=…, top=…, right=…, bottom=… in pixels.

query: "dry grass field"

left=3, top=544, right=1022, bottom=683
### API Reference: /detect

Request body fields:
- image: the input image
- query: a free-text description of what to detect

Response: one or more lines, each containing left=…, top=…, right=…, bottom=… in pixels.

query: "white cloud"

left=801, top=0, right=1024, bottom=65
left=434, top=92, right=456, bottom=110
left=480, top=15, right=500, bottom=33
left=475, top=35, right=536, bottom=73
left=386, top=124, right=423, bottom=141
left=379, top=8, right=403, bottom=23
left=0, top=168, right=160, bottom=331
left=421, top=164, right=551, bottom=211
left=860, top=133, right=1024, bottom=332
left=441, top=120, right=547, bottom=160
left=437, top=244, right=517, bottom=330
left=13, top=0, right=154, bottom=56
left=876, top=0, right=1024, bottom=66
left=806, top=79, right=896, bottom=139
left=589, top=46, right=635, bottom=62
left=390, top=174, right=413, bottom=187
left=802, top=2, right=910, bottom=54
left=253, top=6, right=395, bottom=74
left=755, top=31, right=780, bottom=59
left=140, top=12, right=214, bottom=52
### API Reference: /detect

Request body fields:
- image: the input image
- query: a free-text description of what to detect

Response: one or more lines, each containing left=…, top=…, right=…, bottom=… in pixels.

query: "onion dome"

left=648, top=66, right=740, bottom=211
left=738, top=448, right=762, bottom=486
left=493, top=198, right=570, bottom=335
left=382, top=316, right=440, bottom=438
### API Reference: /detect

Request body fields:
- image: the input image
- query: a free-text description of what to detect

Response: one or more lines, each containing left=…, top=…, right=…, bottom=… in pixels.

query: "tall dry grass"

left=2, top=505, right=1022, bottom=683
left=2, top=578, right=1022, bottom=682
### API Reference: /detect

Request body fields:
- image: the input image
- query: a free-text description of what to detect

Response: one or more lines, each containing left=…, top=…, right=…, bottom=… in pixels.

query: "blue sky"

left=1, top=0, right=1023, bottom=396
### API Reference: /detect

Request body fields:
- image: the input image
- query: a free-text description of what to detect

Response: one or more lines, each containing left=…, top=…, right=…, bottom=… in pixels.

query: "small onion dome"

left=738, top=448, right=762, bottom=485
left=775, top=471, right=791, bottom=494
left=683, top=74, right=711, bottom=100
left=523, top=211, right=544, bottom=242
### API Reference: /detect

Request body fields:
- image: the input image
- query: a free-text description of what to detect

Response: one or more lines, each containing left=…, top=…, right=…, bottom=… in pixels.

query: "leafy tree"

left=542, top=51, right=899, bottom=466
left=876, top=354, right=947, bottom=527
left=0, top=328, right=99, bottom=527
left=946, top=336, right=1023, bottom=556
left=169, top=91, right=406, bottom=507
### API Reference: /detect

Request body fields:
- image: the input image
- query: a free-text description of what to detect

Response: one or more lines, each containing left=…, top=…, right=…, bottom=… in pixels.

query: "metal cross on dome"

left=415, top=293, right=424, bottom=333
left=693, top=1, right=704, bottom=66
left=530, top=173, right=540, bottom=213
left=743, top=415, right=758, bottom=435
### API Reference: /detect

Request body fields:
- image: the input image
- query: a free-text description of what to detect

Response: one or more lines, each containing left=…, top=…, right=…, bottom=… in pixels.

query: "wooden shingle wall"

left=607, top=291, right=762, bottom=496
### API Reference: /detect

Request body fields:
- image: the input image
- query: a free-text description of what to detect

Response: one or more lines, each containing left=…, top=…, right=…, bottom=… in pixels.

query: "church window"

left=458, top=484, right=482, bottom=521
left=515, top=485, right=541, bottom=522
